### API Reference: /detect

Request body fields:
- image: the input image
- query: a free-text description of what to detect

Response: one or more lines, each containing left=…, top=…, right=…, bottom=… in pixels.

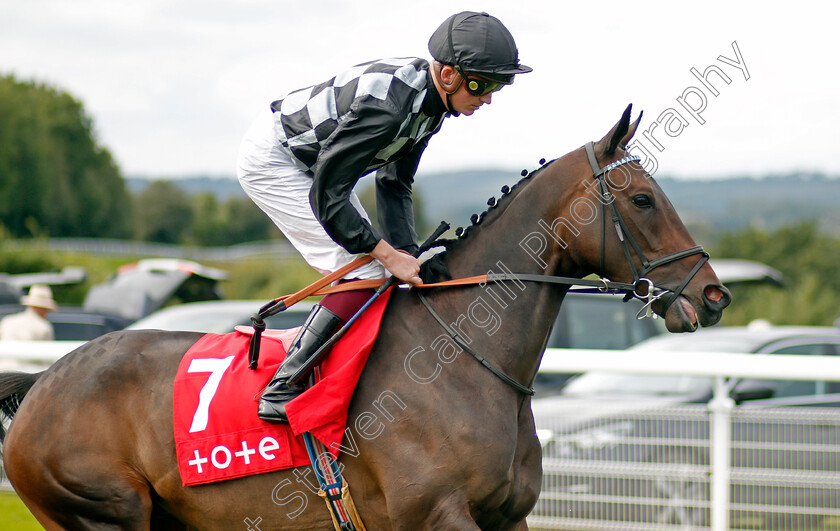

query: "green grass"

left=0, top=491, right=42, bottom=530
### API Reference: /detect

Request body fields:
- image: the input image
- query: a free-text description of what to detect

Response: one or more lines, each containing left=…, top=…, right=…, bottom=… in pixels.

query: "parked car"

left=0, top=304, right=132, bottom=341
left=83, top=259, right=229, bottom=321
left=548, top=290, right=665, bottom=349
left=126, top=299, right=315, bottom=334
left=531, top=326, right=840, bottom=529
left=0, top=259, right=230, bottom=341
left=0, top=266, right=88, bottom=304
left=537, top=258, right=785, bottom=389
left=545, top=258, right=784, bottom=352
left=703, top=258, right=784, bottom=287
left=0, top=267, right=129, bottom=341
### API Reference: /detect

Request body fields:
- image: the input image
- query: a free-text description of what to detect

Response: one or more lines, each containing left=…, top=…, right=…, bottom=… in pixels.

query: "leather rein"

left=415, top=143, right=709, bottom=396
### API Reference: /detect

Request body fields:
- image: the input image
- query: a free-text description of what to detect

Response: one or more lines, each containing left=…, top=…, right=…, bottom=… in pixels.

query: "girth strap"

left=416, top=291, right=535, bottom=396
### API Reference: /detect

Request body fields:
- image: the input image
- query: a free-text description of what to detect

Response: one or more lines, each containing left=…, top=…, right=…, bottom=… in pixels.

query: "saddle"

left=172, top=289, right=392, bottom=486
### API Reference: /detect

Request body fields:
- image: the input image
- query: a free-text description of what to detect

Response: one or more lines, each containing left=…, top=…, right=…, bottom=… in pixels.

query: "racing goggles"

left=457, top=68, right=511, bottom=97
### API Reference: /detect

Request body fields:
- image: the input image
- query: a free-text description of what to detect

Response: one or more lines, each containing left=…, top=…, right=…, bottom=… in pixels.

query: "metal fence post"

left=708, top=376, right=733, bottom=531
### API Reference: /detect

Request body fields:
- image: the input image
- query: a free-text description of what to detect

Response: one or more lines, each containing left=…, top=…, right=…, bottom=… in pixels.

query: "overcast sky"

left=2, top=1, right=837, bottom=181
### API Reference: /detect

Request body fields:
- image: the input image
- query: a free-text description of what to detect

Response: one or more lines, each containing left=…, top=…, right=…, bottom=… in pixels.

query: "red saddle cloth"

left=173, top=289, right=392, bottom=486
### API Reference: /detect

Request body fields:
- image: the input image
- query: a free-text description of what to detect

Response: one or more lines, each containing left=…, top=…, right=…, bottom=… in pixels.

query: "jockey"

left=237, top=11, right=532, bottom=424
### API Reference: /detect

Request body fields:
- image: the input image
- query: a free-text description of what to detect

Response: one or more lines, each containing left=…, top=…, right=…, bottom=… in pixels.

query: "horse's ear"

left=618, top=110, right=643, bottom=151
left=602, top=104, right=641, bottom=155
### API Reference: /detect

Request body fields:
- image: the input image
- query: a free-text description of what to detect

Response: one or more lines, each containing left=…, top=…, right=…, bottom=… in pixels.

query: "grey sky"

left=2, top=1, right=836, bottom=180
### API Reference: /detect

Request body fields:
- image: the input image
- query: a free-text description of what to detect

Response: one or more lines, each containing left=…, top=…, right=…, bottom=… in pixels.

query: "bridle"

left=414, top=142, right=711, bottom=396
left=583, top=141, right=709, bottom=318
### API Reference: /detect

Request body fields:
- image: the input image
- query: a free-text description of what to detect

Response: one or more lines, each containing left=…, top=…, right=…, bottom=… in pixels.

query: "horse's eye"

left=632, top=194, right=653, bottom=208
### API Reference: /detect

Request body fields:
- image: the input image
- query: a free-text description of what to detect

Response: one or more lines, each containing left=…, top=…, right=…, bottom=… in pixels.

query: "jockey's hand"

left=370, top=240, right=422, bottom=286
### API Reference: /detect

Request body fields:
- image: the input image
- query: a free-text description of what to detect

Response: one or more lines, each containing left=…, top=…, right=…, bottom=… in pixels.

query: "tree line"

left=712, top=222, right=840, bottom=327
left=0, top=75, right=277, bottom=246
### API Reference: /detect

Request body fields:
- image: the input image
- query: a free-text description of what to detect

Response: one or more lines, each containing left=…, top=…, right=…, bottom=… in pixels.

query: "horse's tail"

left=0, top=371, right=43, bottom=443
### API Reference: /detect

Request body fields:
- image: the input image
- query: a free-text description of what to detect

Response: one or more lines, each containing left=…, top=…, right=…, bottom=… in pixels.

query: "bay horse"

left=0, top=105, right=730, bottom=530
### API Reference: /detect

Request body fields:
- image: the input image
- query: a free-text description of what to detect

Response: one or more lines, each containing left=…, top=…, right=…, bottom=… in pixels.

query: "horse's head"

left=554, top=104, right=731, bottom=332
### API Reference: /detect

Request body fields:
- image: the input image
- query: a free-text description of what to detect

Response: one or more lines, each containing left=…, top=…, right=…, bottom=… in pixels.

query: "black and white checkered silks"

left=273, top=58, right=441, bottom=174
left=237, top=57, right=446, bottom=280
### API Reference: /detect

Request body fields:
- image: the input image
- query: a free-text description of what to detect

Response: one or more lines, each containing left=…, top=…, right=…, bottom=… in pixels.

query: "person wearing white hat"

left=0, top=284, right=58, bottom=341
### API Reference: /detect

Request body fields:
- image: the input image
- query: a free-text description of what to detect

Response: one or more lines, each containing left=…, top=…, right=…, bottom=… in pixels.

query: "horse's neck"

left=446, top=163, right=580, bottom=282
left=440, top=165, right=579, bottom=386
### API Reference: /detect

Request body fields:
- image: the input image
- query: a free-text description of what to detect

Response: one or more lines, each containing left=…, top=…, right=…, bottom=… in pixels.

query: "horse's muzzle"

left=658, top=282, right=731, bottom=332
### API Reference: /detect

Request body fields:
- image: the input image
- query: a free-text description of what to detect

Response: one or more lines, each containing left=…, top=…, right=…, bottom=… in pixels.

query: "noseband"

left=583, top=142, right=709, bottom=317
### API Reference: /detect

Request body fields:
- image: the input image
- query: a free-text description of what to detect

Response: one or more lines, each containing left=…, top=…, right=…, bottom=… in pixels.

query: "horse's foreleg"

left=380, top=488, right=482, bottom=531
left=416, top=500, right=482, bottom=531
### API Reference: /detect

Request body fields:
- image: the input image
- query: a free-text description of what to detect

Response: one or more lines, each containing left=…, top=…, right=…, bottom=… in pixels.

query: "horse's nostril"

left=704, top=286, right=723, bottom=303
left=704, top=285, right=732, bottom=310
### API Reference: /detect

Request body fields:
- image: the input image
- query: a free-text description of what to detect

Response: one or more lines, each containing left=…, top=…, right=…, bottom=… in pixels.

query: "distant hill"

left=127, top=171, right=840, bottom=238
left=657, top=173, right=840, bottom=236
left=127, top=175, right=246, bottom=200
left=413, top=170, right=840, bottom=235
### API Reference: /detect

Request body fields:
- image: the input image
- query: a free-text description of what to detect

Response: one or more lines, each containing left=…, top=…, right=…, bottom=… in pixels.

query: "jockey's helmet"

left=428, top=11, right=532, bottom=85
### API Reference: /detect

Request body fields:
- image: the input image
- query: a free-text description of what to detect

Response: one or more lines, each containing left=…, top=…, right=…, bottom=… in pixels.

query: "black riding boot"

left=257, top=305, right=343, bottom=423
